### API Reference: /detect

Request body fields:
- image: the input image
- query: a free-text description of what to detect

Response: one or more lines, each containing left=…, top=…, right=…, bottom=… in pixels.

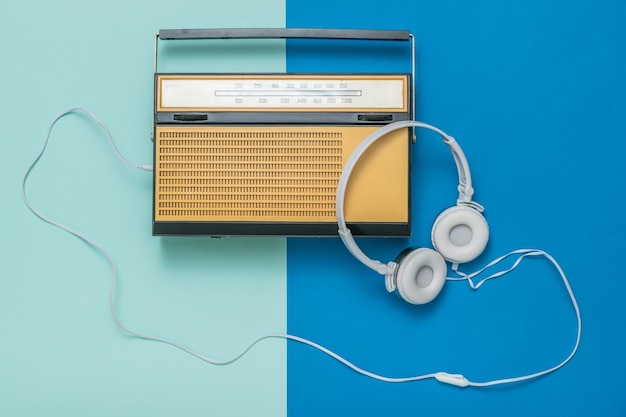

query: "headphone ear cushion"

left=431, top=205, right=489, bottom=264
left=395, top=248, right=447, bottom=305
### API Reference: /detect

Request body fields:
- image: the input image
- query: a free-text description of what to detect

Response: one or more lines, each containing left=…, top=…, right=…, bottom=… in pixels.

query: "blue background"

left=1, top=0, right=625, bottom=416
left=287, top=0, right=625, bottom=416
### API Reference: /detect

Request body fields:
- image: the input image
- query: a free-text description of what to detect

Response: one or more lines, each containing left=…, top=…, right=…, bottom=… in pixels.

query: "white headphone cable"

left=21, top=108, right=580, bottom=388
left=448, top=249, right=582, bottom=386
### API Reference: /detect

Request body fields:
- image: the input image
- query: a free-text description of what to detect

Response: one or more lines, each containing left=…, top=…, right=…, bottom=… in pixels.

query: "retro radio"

left=153, top=28, right=414, bottom=236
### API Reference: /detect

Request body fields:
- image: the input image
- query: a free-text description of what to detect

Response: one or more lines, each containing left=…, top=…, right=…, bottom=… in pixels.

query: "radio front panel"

left=153, top=74, right=412, bottom=236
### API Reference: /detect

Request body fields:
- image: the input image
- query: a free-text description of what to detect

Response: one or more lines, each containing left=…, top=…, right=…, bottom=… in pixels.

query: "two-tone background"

left=2, top=0, right=625, bottom=415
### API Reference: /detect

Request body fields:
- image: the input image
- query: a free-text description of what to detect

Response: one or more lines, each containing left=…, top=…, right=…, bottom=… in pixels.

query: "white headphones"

left=23, top=109, right=581, bottom=388
left=336, top=120, right=489, bottom=304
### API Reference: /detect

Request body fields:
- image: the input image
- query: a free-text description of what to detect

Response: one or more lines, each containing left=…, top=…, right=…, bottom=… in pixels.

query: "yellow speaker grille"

left=154, top=125, right=408, bottom=225
left=156, top=127, right=346, bottom=221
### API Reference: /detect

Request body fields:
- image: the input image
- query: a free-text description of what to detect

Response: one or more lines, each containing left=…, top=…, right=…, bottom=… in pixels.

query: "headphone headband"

left=336, top=120, right=480, bottom=276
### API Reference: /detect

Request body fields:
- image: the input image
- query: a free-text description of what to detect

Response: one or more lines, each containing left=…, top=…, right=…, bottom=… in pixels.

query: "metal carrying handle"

left=154, top=28, right=413, bottom=73
left=157, top=28, right=411, bottom=41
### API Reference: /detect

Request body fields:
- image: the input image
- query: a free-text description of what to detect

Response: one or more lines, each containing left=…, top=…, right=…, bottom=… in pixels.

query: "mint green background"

left=0, top=1, right=286, bottom=416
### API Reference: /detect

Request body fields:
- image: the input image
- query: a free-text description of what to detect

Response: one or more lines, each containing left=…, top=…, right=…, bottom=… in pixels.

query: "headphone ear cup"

left=431, top=205, right=489, bottom=264
left=394, top=248, right=447, bottom=305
